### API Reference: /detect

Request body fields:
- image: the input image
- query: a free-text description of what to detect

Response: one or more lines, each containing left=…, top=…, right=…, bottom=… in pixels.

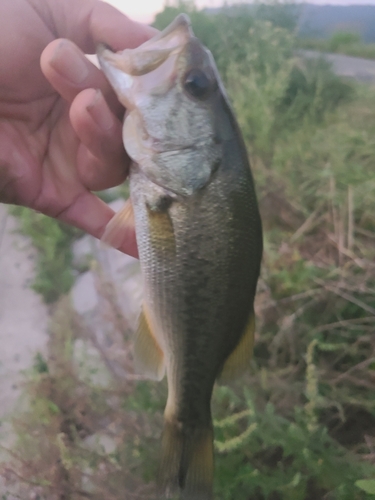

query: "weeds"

left=11, top=207, right=81, bottom=303
left=0, top=297, right=159, bottom=499
left=298, top=32, right=375, bottom=61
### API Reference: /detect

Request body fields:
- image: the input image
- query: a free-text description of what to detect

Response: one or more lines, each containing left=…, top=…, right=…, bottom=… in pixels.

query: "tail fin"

left=159, top=419, right=214, bottom=500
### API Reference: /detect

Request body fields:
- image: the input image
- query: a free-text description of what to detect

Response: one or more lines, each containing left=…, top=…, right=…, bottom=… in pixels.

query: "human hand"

left=0, top=0, right=154, bottom=257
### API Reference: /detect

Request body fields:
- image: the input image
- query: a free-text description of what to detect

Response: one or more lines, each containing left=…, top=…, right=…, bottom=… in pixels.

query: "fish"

left=97, top=14, right=263, bottom=500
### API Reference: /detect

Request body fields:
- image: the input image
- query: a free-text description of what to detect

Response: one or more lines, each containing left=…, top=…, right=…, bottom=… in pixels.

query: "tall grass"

left=10, top=207, right=81, bottom=303
left=298, top=32, right=375, bottom=61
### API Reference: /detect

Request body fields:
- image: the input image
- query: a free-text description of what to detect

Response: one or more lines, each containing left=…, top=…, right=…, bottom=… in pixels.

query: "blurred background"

left=1, top=1, right=375, bottom=499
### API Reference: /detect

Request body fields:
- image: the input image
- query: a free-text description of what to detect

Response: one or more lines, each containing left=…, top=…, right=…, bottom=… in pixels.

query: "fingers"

left=40, top=0, right=158, bottom=112
left=0, top=161, right=19, bottom=205
left=75, top=146, right=126, bottom=193
left=40, top=38, right=121, bottom=116
left=56, top=190, right=138, bottom=259
left=42, top=40, right=129, bottom=191
left=52, top=0, right=157, bottom=54
left=36, top=0, right=150, bottom=258
left=70, top=88, right=129, bottom=191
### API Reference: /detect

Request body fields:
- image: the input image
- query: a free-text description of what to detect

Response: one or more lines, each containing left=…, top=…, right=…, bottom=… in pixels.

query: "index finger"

left=37, top=0, right=157, bottom=54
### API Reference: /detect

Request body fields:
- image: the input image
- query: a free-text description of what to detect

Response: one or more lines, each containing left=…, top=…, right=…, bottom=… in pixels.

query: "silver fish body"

left=98, top=14, right=262, bottom=499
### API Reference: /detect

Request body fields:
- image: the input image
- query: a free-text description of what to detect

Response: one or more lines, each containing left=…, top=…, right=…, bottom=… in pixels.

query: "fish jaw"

left=97, top=15, right=225, bottom=197
left=96, top=14, right=193, bottom=110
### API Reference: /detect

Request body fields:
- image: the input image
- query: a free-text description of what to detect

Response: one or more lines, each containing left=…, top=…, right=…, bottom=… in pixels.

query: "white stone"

left=71, top=234, right=94, bottom=270
left=73, top=338, right=111, bottom=388
left=83, top=432, right=117, bottom=455
left=71, top=272, right=99, bottom=315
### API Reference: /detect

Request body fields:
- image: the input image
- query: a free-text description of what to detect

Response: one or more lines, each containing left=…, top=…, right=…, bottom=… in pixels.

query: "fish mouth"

left=97, top=14, right=194, bottom=109
left=148, top=139, right=200, bottom=154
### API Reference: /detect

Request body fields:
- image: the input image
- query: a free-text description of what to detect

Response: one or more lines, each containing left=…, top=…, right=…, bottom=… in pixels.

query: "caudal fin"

left=159, top=419, right=214, bottom=500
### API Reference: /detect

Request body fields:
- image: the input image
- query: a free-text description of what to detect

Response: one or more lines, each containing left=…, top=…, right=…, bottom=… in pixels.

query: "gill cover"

left=97, top=14, right=223, bottom=197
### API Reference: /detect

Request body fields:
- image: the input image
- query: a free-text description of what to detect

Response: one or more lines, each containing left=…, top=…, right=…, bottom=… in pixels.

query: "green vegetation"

left=3, top=3, right=375, bottom=499
left=9, top=195, right=125, bottom=305
left=298, top=31, right=375, bottom=60
left=11, top=207, right=81, bottom=303
left=0, top=299, right=160, bottom=499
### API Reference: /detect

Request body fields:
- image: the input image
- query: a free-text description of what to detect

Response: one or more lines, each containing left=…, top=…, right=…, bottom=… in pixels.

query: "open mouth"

left=97, top=15, right=194, bottom=110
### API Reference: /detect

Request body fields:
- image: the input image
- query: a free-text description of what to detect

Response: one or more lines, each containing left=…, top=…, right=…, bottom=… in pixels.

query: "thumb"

left=41, top=0, right=157, bottom=53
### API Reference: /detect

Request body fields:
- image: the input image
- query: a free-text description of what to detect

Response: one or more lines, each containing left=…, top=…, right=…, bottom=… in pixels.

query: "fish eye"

left=183, top=69, right=211, bottom=100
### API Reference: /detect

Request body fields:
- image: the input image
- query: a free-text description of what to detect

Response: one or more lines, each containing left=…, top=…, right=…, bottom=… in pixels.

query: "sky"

left=104, top=0, right=375, bottom=24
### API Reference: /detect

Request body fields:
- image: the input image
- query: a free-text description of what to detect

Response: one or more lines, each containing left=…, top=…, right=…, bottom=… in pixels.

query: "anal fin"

left=134, top=307, right=165, bottom=381
left=101, top=198, right=135, bottom=250
left=219, top=311, right=255, bottom=383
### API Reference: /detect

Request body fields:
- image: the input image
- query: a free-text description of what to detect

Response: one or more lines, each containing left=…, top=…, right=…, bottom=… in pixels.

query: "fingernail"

left=50, top=40, right=89, bottom=84
left=87, top=90, right=114, bottom=131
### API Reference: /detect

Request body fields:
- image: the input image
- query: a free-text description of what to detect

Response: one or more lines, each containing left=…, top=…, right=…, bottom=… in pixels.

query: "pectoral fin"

left=219, top=312, right=255, bottom=383
left=146, top=201, right=176, bottom=255
left=134, top=307, right=165, bottom=381
left=101, top=198, right=135, bottom=250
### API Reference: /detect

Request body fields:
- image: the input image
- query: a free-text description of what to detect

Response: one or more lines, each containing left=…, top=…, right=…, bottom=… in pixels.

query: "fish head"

left=97, top=14, right=234, bottom=196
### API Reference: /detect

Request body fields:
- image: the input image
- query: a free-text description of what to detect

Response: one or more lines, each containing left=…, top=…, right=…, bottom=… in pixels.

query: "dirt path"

left=300, top=49, right=375, bottom=84
left=0, top=205, right=49, bottom=454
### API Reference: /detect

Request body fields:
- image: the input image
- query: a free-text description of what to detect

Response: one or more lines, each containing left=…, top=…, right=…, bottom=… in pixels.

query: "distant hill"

left=298, top=4, right=375, bottom=42
left=205, top=4, right=375, bottom=43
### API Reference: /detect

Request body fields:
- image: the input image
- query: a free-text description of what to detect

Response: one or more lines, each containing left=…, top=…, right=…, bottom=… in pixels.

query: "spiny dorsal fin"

left=101, top=198, right=135, bottom=250
left=133, top=306, right=165, bottom=381
left=218, top=312, right=255, bottom=383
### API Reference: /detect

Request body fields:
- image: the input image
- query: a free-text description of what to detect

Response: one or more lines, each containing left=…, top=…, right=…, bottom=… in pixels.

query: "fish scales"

left=130, top=144, right=260, bottom=410
left=98, top=13, right=262, bottom=500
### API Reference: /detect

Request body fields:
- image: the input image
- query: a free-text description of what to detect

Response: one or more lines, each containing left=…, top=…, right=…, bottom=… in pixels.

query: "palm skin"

left=0, top=0, right=155, bottom=257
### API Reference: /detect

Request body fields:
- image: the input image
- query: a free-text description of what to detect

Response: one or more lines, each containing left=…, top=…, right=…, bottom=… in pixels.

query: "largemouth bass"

left=97, top=14, right=262, bottom=500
